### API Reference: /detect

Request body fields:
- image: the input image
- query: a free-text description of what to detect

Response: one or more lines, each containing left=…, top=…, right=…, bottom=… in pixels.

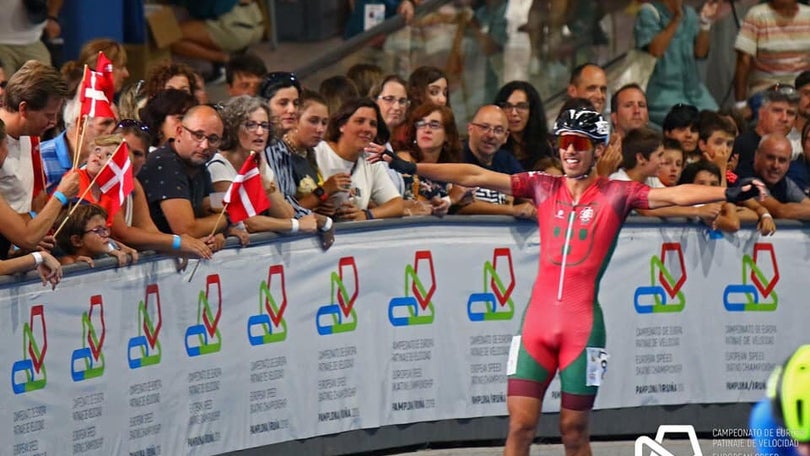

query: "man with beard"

left=138, top=105, right=229, bottom=251
left=373, top=106, right=766, bottom=456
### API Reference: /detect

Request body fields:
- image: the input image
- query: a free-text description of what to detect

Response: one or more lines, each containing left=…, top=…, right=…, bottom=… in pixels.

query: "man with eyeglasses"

left=734, top=84, right=800, bottom=179
left=374, top=105, right=767, bottom=456
left=457, top=105, right=535, bottom=218
left=138, top=105, right=232, bottom=251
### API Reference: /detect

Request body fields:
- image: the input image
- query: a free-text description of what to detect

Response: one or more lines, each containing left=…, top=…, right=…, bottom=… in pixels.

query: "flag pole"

left=52, top=139, right=128, bottom=238
left=73, top=115, right=88, bottom=170
left=187, top=204, right=228, bottom=283
left=73, top=65, right=89, bottom=169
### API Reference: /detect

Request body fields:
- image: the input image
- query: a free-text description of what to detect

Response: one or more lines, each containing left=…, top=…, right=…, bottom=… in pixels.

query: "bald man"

left=138, top=105, right=229, bottom=249
left=751, top=133, right=810, bottom=220
left=567, top=63, right=608, bottom=113
left=457, top=105, right=535, bottom=218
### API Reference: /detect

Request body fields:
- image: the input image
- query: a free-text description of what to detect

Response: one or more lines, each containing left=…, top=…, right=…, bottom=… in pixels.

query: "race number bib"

left=585, top=347, right=609, bottom=386
left=506, top=336, right=521, bottom=376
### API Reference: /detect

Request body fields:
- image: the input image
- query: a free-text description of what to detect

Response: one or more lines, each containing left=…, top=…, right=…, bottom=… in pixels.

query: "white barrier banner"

left=0, top=222, right=805, bottom=455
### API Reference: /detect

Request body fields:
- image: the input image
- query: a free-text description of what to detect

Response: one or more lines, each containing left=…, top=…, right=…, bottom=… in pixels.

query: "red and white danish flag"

left=79, top=53, right=115, bottom=119
left=96, top=141, right=134, bottom=219
left=223, top=153, right=270, bottom=223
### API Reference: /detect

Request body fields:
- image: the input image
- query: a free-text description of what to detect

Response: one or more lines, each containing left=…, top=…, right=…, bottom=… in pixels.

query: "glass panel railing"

left=296, top=0, right=638, bottom=125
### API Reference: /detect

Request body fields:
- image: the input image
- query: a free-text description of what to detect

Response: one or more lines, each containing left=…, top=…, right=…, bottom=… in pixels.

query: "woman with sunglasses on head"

left=79, top=132, right=213, bottom=260
left=314, top=98, right=404, bottom=221
left=394, top=103, right=472, bottom=217
left=139, top=89, right=199, bottom=149
left=493, top=81, right=553, bottom=171
left=259, top=72, right=335, bottom=248
left=208, top=95, right=317, bottom=235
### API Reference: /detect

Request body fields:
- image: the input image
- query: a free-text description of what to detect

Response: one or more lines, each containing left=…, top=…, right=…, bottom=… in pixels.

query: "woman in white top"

left=314, top=98, right=404, bottom=221
left=208, top=96, right=317, bottom=234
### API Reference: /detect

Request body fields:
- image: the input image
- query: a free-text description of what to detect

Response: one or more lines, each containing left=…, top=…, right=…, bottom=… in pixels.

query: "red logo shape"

left=490, top=248, right=515, bottom=306
left=202, top=274, right=222, bottom=338
left=87, top=295, right=105, bottom=360
left=28, top=305, right=47, bottom=373
left=658, top=243, right=686, bottom=298
left=411, top=251, right=436, bottom=311
left=337, top=257, right=358, bottom=318
left=266, top=265, right=287, bottom=327
left=143, top=284, right=162, bottom=349
left=751, top=243, right=779, bottom=297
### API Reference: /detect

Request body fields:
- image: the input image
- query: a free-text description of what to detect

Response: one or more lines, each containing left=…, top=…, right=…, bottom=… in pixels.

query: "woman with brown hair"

left=313, top=98, right=404, bottom=221
left=395, top=103, right=471, bottom=216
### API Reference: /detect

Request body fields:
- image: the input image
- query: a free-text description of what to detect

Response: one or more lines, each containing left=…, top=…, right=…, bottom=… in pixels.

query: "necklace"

left=282, top=133, right=306, bottom=157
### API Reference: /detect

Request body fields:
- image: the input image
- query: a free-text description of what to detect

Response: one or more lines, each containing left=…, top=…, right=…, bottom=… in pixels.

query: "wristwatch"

left=313, top=186, right=329, bottom=202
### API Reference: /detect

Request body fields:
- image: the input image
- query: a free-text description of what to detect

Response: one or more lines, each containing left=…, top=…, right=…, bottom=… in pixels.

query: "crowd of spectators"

left=0, top=0, right=809, bottom=287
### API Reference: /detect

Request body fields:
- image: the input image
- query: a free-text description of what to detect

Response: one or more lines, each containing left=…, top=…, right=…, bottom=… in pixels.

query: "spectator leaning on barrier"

left=138, top=105, right=231, bottom=252
left=750, top=133, right=810, bottom=220
left=81, top=131, right=213, bottom=259
left=54, top=203, right=135, bottom=268
left=395, top=103, right=467, bottom=217
left=209, top=95, right=317, bottom=236
left=0, top=118, right=73, bottom=287
left=0, top=60, right=68, bottom=213
left=314, top=98, right=404, bottom=222
left=677, top=160, right=740, bottom=233
left=454, top=104, right=535, bottom=219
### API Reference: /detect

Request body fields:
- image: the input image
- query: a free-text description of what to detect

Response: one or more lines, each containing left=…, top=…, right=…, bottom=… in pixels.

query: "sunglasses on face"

left=556, top=135, right=593, bottom=151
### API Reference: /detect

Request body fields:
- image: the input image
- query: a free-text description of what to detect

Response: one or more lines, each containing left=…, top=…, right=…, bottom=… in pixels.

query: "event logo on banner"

left=723, top=243, right=779, bottom=312
left=633, top=243, right=686, bottom=314
left=634, top=425, right=703, bottom=456
left=186, top=274, right=223, bottom=356
left=467, top=248, right=515, bottom=321
left=128, top=284, right=162, bottom=369
left=316, top=257, right=359, bottom=335
left=248, top=264, right=288, bottom=345
left=389, top=250, right=436, bottom=326
left=11, top=305, right=47, bottom=394
left=70, top=295, right=105, bottom=381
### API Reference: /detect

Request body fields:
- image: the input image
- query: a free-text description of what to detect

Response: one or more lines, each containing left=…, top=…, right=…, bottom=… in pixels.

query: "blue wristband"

left=364, top=209, right=374, bottom=220
left=53, top=191, right=68, bottom=206
left=172, top=234, right=182, bottom=250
